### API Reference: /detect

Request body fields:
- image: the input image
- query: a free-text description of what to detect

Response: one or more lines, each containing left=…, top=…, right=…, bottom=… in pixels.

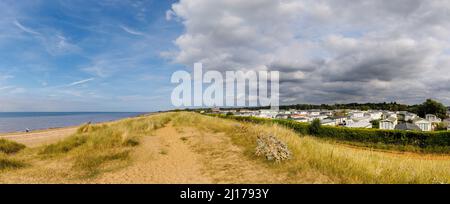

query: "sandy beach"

left=0, top=127, right=77, bottom=147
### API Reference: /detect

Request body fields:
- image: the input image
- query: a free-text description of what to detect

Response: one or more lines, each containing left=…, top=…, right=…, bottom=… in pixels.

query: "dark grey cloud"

left=168, top=0, right=450, bottom=105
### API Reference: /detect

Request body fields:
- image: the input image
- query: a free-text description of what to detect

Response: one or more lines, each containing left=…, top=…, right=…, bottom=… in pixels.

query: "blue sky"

left=2, top=0, right=450, bottom=111
left=0, top=0, right=183, bottom=112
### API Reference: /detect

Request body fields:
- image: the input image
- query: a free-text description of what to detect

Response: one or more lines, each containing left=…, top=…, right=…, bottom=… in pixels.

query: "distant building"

left=395, top=123, right=421, bottom=131
left=291, top=114, right=308, bottom=119
left=426, top=114, right=442, bottom=123
left=259, top=110, right=278, bottom=119
left=275, top=114, right=290, bottom=119
left=330, top=116, right=347, bottom=125
left=320, top=119, right=336, bottom=126
left=382, top=112, right=396, bottom=120
left=380, top=116, right=398, bottom=130
left=292, top=117, right=309, bottom=123
left=346, top=120, right=372, bottom=129
left=414, top=119, right=432, bottom=132
left=350, top=111, right=365, bottom=119
left=211, top=107, right=221, bottom=113
left=367, top=111, right=382, bottom=120
left=310, top=115, right=328, bottom=121
left=321, top=110, right=334, bottom=116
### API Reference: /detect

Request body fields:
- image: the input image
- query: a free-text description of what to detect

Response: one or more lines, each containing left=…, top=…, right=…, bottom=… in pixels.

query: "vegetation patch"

left=72, top=149, right=130, bottom=178
left=123, top=137, right=140, bottom=147
left=0, top=139, right=26, bottom=154
left=0, top=154, right=26, bottom=170
left=160, top=149, right=168, bottom=155
left=255, top=134, right=291, bottom=162
left=40, top=135, right=88, bottom=155
left=37, top=113, right=174, bottom=178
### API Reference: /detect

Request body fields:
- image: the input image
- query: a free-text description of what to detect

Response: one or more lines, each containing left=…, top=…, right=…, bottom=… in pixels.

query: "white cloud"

left=13, top=20, right=40, bottom=35
left=120, top=25, right=145, bottom=36
left=67, top=78, right=95, bottom=87
left=167, top=0, right=450, bottom=104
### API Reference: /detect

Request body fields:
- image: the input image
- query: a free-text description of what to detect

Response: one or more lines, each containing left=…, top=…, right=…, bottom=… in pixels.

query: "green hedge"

left=213, top=114, right=450, bottom=149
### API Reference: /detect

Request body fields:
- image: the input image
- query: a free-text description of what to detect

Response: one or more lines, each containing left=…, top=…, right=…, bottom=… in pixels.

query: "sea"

left=0, top=112, right=146, bottom=133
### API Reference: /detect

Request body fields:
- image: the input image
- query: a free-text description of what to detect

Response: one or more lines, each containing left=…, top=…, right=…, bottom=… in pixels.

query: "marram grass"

left=0, top=112, right=449, bottom=183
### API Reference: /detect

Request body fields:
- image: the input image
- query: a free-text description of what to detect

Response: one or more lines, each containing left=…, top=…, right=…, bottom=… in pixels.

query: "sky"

left=1, top=0, right=450, bottom=111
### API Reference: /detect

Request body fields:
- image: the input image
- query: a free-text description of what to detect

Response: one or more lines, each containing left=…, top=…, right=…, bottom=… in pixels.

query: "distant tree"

left=334, top=110, right=347, bottom=117
left=360, top=106, right=370, bottom=111
left=416, top=99, right=447, bottom=119
left=435, top=122, right=448, bottom=131
left=309, top=119, right=321, bottom=135
left=370, top=120, right=380, bottom=129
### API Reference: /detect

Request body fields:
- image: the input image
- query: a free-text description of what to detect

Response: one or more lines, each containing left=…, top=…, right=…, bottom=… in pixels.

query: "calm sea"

left=0, top=112, right=146, bottom=133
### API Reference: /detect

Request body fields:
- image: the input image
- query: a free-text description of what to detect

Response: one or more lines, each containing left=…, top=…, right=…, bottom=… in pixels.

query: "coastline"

left=0, top=112, right=150, bottom=134
left=0, top=113, right=154, bottom=147
left=0, top=126, right=78, bottom=147
left=0, top=125, right=79, bottom=137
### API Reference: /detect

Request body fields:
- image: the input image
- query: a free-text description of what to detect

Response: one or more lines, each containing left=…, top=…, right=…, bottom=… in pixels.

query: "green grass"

left=0, top=139, right=26, bottom=154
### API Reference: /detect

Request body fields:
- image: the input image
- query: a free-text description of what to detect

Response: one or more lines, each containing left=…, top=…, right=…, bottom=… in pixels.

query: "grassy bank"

left=214, top=114, right=450, bottom=153
left=38, top=113, right=173, bottom=177
left=0, top=113, right=174, bottom=180
left=0, top=139, right=26, bottom=154
left=0, top=139, right=27, bottom=171
left=178, top=112, right=450, bottom=183
left=1, top=112, right=449, bottom=183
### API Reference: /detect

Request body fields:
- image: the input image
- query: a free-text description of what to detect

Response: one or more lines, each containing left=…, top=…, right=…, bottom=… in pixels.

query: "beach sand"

left=0, top=127, right=77, bottom=147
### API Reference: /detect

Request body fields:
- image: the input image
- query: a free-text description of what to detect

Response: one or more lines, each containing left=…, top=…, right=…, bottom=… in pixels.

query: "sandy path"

left=92, top=124, right=211, bottom=184
left=0, top=128, right=77, bottom=147
left=92, top=123, right=286, bottom=184
left=182, top=127, right=288, bottom=184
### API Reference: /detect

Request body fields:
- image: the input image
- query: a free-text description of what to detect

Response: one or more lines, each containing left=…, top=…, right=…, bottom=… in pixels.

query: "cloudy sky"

left=1, top=0, right=450, bottom=111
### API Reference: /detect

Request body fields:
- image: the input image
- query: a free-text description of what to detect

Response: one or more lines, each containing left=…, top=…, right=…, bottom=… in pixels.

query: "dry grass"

left=1, top=112, right=449, bottom=184
left=172, top=112, right=450, bottom=184
left=0, top=153, right=26, bottom=170
left=0, top=113, right=174, bottom=180
left=0, top=139, right=26, bottom=154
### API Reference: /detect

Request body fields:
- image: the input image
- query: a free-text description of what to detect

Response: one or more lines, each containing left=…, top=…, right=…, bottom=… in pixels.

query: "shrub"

left=309, top=119, right=321, bottom=135
left=255, top=134, right=291, bottom=163
left=123, top=138, right=140, bottom=147
left=0, top=139, right=26, bottom=154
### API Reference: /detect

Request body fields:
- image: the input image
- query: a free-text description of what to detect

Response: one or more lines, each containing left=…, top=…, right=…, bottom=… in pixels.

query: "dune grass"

left=1, top=112, right=449, bottom=183
left=0, top=139, right=27, bottom=171
left=172, top=112, right=450, bottom=184
left=35, top=113, right=174, bottom=178
left=0, top=139, right=26, bottom=154
left=0, top=153, right=26, bottom=170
